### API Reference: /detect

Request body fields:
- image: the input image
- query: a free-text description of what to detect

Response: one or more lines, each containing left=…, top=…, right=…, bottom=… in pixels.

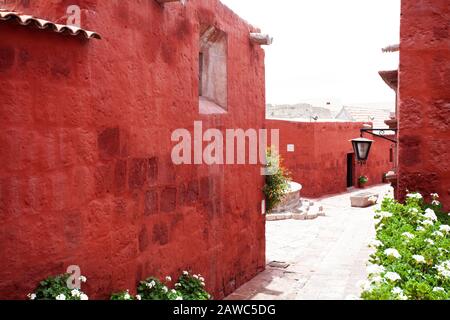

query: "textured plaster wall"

left=265, top=120, right=393, bottom=198
left=398, top=0, right=450, bottom=209
left=0, top=0, right=266, bottom=299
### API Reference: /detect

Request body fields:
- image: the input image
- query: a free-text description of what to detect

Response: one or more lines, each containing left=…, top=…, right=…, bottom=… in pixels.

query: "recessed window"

left=199, top=25, right=228, bottom=115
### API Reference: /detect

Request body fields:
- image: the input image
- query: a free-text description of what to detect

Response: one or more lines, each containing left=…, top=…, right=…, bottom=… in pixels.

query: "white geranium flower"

left=28, top=293, right=36, bottom=300
left=80, top=294, right=89, bottom=300
left=432, top=200, right=441, bottom=206
left=412, top=255, right=426, bottom=264
left=71, top=289, right=81, bottom=297
left=176, top=296, right=183, bottom=300
left=183, top=271, right=189, bottom=275
left=402, top=232, right=415, bottom=240
left=392, top=287, right=404, bottom=295
left=165, top=276, right=172, bottom=282
left=79, top=276, right=87, bottom=283
left=55, top=294, right=66, bottom=300
left=407, top=193, right=422, bottom=199
left=175, top=283, right=181, bottom=288
left=124, top=292, right=131, bottom=300
left=135, top=295, right=142, bottom=300
left=435, top=261, right=450, bottom=279
left=384, top=272, right=401, bottom=282
left=421, top=220, right=434, bottom=227
left=367, top=264, right=385, bottom=275
left=424, top=208, right=438, bottom=221
left=162, top=286, right=168, bottom=293
left=433, top=287, right=445, bottom=293
left=433, top=231, right=444, bottom=238
left=371, top=275, right=383, bottom=284
left=416, top=226, right=426, bottom=232
left=431, top=193, right=439, bottom=199
left=171, top=289, right=177, bottom=294
left=193, top=275, right=199, bottom=279
left=409, top=208, right=419, bottom=214
left=201, top=282, right=205, bottom=287
left=439, top=225, right=450, bottom=233
left=384, top=248, right=401, bottom=259
left=369, top=240, right=383, bottom=248
left=425, top=238, right=435, bottom=245
left=199, top=277, right=205, bottom=282
left=378, top=211, right=393, bottom=218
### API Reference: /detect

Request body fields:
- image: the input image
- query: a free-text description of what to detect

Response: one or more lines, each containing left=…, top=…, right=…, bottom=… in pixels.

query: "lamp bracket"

left=361, top=128, right=398, bottom=144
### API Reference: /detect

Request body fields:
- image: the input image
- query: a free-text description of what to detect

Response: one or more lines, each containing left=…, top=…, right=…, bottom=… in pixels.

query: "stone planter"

left=270, top=182, right=302, bottom=213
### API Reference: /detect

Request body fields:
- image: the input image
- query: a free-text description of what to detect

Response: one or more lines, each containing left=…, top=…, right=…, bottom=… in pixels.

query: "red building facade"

left=265, top=120, right=393, bottom=198
left=0, top=0, right=266, bottom=299
left=398, top=0, right=450, bottom=210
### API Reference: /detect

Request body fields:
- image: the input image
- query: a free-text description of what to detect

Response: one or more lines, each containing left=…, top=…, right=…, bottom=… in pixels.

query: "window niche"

left=199, top=25, right=228, bottom=115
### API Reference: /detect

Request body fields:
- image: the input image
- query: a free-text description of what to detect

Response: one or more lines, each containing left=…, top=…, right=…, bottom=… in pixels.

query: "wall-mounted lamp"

left=351, top=128, right=398, bottom=163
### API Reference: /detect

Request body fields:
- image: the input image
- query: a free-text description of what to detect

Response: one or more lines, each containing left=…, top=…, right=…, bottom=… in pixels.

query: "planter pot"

left=358, top=183, right=367, bottom=189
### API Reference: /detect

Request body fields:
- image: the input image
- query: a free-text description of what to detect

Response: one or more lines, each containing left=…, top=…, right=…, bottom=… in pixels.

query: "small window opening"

left=199, top=25, right=228, bottom=115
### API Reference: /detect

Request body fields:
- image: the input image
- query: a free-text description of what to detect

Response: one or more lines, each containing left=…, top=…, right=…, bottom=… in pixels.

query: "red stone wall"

left=398, top=0, right=450, bottom=209
left=265, top=120, right=393, bottom=198
left=0, top=0, right=266, bottom=299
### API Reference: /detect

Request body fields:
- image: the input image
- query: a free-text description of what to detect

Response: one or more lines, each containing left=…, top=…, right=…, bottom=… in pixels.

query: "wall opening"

left=347, top=153, right=355, bottom=188
left=199, top=25, right=228, bottom=115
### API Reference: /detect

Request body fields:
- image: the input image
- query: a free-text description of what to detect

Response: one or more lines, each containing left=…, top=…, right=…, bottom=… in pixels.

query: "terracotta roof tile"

left=0, top=9, right=101, bottom=40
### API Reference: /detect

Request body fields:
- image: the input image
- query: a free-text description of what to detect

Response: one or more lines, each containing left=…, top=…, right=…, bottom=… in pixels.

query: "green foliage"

left=176, top=273, right=211, bottom=300
left=110, top=290, right=136, bottom=300
left=361, top=193, right=450, bottom=300
left=29, top=273, right=88, bottom=300
left=137, top=277, right=181, bottom=300
left=358, top=175, right=369, bottom=185
left=263, top=148, right=291, bottom=212
left=113, top=271, right=211, bottom=301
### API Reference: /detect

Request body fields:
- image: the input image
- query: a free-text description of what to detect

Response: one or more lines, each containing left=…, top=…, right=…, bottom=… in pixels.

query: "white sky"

left=220, top=0, right=400, bottom=109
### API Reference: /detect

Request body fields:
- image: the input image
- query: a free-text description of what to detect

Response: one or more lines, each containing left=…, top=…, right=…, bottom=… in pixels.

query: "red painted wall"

left=398, top=0, right=450, bottom=209
left=0, top=0, right=266, bottom=299
left=266, top=120, right=393, bottom=198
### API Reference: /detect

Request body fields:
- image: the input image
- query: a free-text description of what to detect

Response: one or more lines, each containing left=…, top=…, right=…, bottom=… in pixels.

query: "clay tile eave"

left=0, top=9, right=101, bottom=40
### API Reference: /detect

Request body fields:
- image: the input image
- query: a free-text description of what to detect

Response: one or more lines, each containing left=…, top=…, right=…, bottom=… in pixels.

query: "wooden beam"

left=250, top=33, right=273, bottom=46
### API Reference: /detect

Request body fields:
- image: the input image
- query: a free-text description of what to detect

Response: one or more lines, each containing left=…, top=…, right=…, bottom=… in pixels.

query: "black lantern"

left=351, top=137, right=374, bottom=162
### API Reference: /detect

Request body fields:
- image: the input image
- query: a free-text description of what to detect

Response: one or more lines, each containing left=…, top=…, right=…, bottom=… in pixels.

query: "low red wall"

left=0, top=0, right=266, bottom=299
left=398, top=0, right=450, bottom=210
left=266, top=120, right=393, bottom=198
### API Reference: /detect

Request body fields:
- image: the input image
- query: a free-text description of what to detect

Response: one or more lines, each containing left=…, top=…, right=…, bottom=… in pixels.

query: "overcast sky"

left=220, top=0, right=400, bottom=109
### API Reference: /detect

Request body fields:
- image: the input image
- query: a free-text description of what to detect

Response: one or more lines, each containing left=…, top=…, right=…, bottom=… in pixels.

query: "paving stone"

left=227, top=185, right=393, bottom=300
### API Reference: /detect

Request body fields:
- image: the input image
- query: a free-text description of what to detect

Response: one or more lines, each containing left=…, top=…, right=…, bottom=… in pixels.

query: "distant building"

left=335, top=106, right=392, bottom=129
left=266, top=103, right=333, bottom=121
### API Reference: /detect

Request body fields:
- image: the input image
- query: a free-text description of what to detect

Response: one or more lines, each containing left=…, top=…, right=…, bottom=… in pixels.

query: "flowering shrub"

left=361, top=193, right=450, bottom=300
left=112, top=271, right=211, bottom=301
left=263, top=148, right=291, bottom=212
left=175, top=271, right=211, bottom=300
left=137, top=277, right=182, bottom=300
left=110, top=290, right=140, bottom=300
left=28, top=274, right=88, bottom=300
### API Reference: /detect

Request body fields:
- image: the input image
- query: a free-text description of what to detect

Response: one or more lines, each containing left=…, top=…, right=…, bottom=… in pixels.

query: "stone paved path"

left=226, top=185, right=393, bottom=300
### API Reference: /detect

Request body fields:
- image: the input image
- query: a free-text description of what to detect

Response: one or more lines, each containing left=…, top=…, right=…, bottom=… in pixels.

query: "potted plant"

left=358, top=175, right=369, bottom=188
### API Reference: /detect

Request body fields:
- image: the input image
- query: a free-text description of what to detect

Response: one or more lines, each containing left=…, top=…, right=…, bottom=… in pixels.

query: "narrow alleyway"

left=227, top=185, right=393, bottom=300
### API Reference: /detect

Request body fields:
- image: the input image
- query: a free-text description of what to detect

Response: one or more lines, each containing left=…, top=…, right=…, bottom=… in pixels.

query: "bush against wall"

left=361, top=193, right=450, bottom=300
left=263, top=148, right=292, bottom=212
left=28, top=274, right=88, bottom=300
